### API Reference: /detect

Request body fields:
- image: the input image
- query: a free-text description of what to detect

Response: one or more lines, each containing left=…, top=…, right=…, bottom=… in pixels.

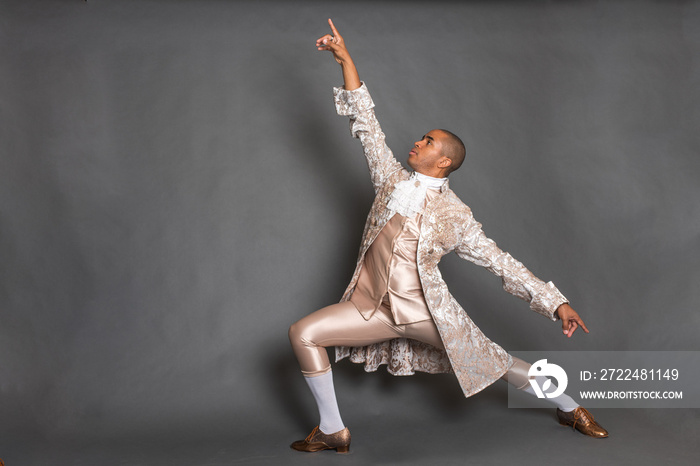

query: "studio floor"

left=2, top=405, right=698, bottom=465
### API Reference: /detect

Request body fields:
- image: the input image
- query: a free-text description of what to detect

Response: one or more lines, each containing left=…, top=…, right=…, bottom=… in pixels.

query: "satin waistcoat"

left=350, top=190, right=439, bottom=325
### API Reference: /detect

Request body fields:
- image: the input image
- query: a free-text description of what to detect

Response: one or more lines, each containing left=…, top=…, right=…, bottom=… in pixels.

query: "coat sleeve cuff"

left=333, top=82, right=375, bottom=116
left=529, top=281, right=569, bottom=321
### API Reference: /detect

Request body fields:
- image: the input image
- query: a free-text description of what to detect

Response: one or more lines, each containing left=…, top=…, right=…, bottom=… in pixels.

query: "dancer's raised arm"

left=316, top=18, right=361, bottom=91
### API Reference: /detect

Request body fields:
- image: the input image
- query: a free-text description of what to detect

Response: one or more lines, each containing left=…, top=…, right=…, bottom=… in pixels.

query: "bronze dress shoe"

left=557, top=407, right=609, bottom=438
left=290, top=425, right=351, bottom=453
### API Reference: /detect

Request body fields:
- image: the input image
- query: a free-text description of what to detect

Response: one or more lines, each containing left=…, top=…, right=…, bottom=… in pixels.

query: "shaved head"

left=435, top=129, right=466, bottom=174
left=408, top=129, right=467, bottom=178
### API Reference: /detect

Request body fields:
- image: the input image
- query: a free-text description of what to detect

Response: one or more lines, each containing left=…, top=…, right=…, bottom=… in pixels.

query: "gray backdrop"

left=2, top=0, right=699, bottom=464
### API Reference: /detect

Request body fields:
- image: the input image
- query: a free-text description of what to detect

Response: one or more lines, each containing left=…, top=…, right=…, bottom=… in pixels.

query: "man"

left=288, top=19, right=607, bottom=454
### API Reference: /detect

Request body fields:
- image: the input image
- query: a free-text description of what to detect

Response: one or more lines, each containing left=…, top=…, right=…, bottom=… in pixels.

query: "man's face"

left=407, top=129, right=448, bottom=175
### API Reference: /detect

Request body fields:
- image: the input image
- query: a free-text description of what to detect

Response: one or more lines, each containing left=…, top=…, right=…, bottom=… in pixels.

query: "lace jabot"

left=386, top=171, right=447, bottom=216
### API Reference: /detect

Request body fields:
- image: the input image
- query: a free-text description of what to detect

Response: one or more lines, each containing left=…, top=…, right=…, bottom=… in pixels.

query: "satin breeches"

left=289, top=299, right=535, bottom=388
left=289, top=300, right=444, bottom=377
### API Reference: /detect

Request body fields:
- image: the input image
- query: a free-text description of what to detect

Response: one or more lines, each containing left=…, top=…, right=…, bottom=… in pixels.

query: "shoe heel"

left=336, top=445, right=350, bottom=454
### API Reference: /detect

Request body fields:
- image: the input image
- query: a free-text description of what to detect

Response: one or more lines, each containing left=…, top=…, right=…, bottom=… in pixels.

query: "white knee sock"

left=521, top=375, right=580, bottom=412
left=304, top=370, right=345, bottom=434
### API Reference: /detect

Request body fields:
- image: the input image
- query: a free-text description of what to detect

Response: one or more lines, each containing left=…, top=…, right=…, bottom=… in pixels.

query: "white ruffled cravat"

left=387, top=171, right=447, bottom=217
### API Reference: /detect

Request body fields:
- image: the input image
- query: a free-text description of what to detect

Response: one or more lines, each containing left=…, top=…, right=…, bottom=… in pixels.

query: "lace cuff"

left=333, top=82, right=375, bottom=116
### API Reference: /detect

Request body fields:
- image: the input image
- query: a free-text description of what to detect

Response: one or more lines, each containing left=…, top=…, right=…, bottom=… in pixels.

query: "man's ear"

left=437, top=157, right=453, bottom=169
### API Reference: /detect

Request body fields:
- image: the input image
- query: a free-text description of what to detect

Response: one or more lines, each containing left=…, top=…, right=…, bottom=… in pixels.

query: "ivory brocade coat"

left=333, top=83, right=568, bottom=398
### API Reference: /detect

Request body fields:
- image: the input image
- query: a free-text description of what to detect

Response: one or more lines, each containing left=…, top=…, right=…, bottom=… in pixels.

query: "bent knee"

left=289, top=319, right=322, bottom=351
left=289, top=319, right=312, bottom=345
left=288, top=321, right=301, bottom=344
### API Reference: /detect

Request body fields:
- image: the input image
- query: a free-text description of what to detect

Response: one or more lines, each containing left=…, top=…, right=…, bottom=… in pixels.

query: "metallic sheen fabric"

left=350, top=191, right=439, bottom=325
left=289, top=300, right=445, bottom=377
left=332, top=83, right=568, bottom=398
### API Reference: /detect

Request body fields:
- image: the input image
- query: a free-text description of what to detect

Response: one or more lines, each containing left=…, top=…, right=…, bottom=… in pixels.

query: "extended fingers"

left=576, top=317, right=590, bottom=333
left=328, top=18, right=340, bottom=37
left=566, top=321, right=579, bottom=338
left=564, top=317, right=592, bottom=338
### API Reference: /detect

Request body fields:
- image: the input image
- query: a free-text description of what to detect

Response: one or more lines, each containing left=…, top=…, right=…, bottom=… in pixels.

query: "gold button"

left=414, top=181, right=421, bottom=187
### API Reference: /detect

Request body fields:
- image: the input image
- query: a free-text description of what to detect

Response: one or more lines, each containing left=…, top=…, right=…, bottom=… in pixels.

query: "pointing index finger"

left=328, top=18, right=340, bottom=37
left=578, top=319, right=590, bottom=333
